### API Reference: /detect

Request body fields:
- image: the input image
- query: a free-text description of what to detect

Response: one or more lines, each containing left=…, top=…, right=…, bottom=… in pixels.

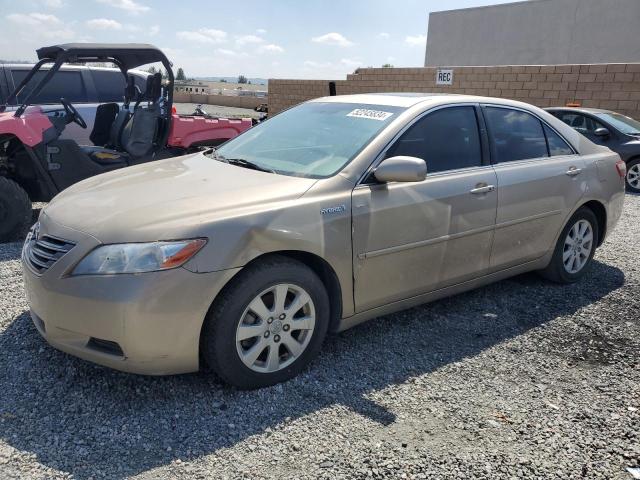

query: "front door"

left=352, top=105, right=498, bottom=312
left=482, top=106, right=587, bottom=270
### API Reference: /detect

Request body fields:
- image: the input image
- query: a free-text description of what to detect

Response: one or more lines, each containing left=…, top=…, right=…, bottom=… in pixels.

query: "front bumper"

left=22, top=215, right=240, bottom=375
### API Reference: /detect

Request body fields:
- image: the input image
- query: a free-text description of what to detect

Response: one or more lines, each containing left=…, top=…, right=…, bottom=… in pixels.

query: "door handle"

left=470, top=184, right=495, bottom=194
left=565, top=167, right=582, bottom=177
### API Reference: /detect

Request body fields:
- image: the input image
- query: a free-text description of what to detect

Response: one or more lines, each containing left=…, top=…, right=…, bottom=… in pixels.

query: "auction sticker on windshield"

left=347, top=109, right=394, bottom=121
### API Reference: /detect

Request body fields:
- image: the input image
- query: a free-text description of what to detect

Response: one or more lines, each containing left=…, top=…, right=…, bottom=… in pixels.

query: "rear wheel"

left=201, top=256, right=330, bottom=389
left=626, top=158, right=640, bottom=193
left=539, top=207, right=598, bottom=284
left=0, top=177, right=31, bottom=242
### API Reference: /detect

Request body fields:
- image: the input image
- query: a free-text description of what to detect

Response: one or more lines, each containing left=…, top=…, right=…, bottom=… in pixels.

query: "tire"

left=0, top=177, right=31, bottom=243
left=201, top=256, right=330, bottom=389
left=625, top=158, right=640, bottom=194
left=539, top=207, right=599, bottom=284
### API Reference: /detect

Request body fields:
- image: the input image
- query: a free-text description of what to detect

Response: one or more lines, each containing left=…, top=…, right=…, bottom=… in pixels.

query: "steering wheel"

left=60, top=98, right=87, bottom=129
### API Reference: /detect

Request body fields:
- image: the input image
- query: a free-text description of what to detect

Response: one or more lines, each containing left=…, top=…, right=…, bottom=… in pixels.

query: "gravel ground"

left=0, top=195, right=638, bottom=479
left=174, top=102, right=262, bottom=119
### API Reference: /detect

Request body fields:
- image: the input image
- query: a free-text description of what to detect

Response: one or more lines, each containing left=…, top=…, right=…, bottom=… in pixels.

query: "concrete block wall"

left=173, top=91, right=267, bottom=110
left=268, top=64, right=640, bottom=118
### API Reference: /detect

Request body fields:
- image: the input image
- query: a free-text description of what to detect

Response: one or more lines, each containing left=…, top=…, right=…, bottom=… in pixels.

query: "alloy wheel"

left=563, top=219, right=594, bottom=274
left=235, top=283, right=316, bottom=373
left=627, top=164, right=640, bottom=189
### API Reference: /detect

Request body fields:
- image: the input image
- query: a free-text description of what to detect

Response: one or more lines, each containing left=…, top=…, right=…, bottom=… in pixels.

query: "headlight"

left=72, top=239, right=207, bottom=275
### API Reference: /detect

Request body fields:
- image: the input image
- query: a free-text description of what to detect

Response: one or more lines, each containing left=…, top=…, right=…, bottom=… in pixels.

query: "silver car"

left=21, top=94, right=626, bottom=389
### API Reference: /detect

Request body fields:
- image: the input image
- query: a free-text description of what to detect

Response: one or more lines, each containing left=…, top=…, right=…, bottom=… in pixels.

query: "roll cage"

left=0, top=43, right=175, bottom=117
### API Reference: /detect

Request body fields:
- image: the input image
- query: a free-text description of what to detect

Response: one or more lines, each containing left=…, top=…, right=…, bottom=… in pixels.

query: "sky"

left=0, top=0, right=513, bottom=79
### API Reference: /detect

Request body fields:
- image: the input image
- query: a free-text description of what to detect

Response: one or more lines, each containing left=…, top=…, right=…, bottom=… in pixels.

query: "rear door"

left=483, top=105, right=586, bottom=270
left=352, top=105, right=498, bottom=311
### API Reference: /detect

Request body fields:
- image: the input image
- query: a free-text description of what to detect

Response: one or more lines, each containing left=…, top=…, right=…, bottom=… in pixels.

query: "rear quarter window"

left=544, top=125, right=574, bottom=156
left=11, top=69, right=88, bottom=104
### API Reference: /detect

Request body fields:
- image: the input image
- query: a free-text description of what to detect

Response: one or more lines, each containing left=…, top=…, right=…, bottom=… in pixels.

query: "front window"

left=594, top=112, right=640, bottom=135
left=386, top=106, right=482, bottom=173
left=216, top=102, right=405, bottom=178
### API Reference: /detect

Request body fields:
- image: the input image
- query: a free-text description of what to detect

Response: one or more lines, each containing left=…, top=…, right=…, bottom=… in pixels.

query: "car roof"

left=309, top=92, right=541, bottom=110
left=545, top=106, right=615, bottom=115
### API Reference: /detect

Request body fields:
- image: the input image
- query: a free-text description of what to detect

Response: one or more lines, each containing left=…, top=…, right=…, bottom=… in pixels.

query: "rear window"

left=92, top=69, right=126, bottom=103
left=11, top=69, right=87, bottom=104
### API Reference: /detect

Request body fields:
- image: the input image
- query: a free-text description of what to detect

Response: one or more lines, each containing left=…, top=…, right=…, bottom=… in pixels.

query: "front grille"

left=24, top=231, right=75, bottom=274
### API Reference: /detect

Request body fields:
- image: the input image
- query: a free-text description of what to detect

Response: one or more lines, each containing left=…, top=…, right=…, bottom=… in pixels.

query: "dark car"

left=546, top=107, right=640, bottom=193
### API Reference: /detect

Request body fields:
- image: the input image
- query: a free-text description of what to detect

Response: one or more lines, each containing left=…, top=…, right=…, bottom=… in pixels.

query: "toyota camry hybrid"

left=22, top=93, right=626, bottom=389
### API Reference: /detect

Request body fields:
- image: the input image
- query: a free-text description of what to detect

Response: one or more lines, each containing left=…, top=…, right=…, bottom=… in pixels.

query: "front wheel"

left=201, top=256, right=330, bottom=389
left=626, top=158, right=640, bottom=193
left=539, top=207, right=598, bottom=284
left=0, top=177, right=31, bottom=242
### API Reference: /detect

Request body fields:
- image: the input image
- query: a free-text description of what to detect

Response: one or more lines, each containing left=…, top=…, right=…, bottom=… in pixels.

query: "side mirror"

left=373, top=156, right=427, bottom=183
left=594, top=127, right=610, bottom=137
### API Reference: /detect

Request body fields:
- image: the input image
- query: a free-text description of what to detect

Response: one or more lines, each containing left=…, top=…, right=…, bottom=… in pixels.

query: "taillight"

left=615, top=159, right=626, bottom=178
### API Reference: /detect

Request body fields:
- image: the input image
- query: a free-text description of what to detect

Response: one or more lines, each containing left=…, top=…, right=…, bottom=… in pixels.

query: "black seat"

left=120, top=73, right=163, bottom=160
left=82, top=75, right=141, bottom=165
left=89, top=102, right=118, bottom=146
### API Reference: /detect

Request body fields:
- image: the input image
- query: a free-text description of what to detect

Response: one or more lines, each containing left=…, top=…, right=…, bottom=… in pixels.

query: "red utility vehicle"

left=0, top=43, right=253, bottom=241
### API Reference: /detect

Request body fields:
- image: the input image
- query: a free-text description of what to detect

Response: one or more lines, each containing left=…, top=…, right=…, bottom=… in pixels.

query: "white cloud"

left=405, top=34, right=427, bottom=47
left=378, top=32, right=390, bottom=39
left=258, top=44, right=284, bottom=54
left=149, top=25, right=159, bottom=36
left=96, top=0, right=149, bottom=14
left=340, top=58, right=361, bottom=67
left=311, top=32, right=354, bottom=47
left=43, top=0, right=64, bottom=7
left=303, top=60, right=332, bottom=68
left=6, top=13, right=62, bottom=26
left=86, top=18, right=122, bottom=30
left=235, top=34, right=264, bottom=46
left=216, top=48, right=237, bottom=56
left=256, top=28, right=267, bottom=34
left=176, top=28, right=227, bottom=44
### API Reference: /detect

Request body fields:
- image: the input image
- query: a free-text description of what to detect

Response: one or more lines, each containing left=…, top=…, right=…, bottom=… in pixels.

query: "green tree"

left=176, top=67, right=186, bottom=81
left=382, top=63, right=394, bottom=68
left=147, top=66, right=157, bottom=74
left=237, top=75, right=248, bottom=84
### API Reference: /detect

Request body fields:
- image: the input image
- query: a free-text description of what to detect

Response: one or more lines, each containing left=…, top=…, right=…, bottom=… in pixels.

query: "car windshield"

left=594, top=112, right=640, bottom=135
left=215, top=102, right=405, bottom=178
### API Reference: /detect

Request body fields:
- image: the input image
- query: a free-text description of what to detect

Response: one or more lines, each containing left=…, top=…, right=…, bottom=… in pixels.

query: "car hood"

left=43, top=152, right=318, bottom=242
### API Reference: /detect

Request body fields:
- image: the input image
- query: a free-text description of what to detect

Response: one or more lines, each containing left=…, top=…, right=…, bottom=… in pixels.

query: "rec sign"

left=436, top=69, right=453, bottom=85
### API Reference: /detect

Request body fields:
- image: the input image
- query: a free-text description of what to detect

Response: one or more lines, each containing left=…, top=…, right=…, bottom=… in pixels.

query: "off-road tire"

left=539, top=207, right=599, bottom=284
left=201, top=256, right=330, bottom=389
left=0, top=177, right=31, bottom=242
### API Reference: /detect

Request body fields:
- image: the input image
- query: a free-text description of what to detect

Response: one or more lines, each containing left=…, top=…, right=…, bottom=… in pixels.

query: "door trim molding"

left=357, top=223, right=495, bottom=259
left=495, top=209, right=562, bottom=231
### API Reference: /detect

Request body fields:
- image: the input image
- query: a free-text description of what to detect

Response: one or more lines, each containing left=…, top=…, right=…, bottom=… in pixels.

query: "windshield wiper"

left=206, top=150, right=275, bottom=173
left=225, top=157, right=276, bottom=174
